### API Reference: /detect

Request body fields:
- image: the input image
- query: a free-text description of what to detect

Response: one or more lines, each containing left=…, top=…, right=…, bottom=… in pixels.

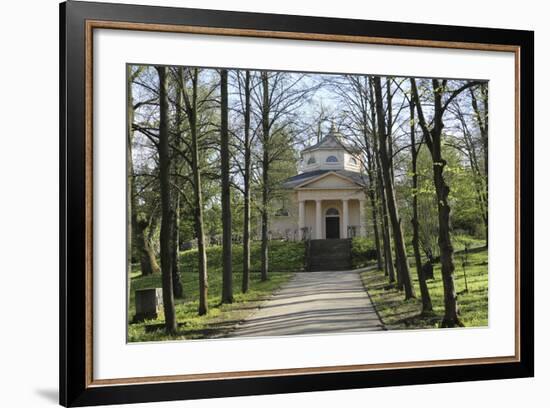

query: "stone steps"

left=308, top=239, right=352, bottom=271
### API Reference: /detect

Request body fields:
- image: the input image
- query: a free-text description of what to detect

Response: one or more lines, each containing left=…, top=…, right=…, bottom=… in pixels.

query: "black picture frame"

left=60, top=1, right=534, bottom=406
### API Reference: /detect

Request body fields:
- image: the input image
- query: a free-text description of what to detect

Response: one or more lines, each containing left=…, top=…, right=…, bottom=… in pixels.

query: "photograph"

left=54, top=1, right=534, bottom=405
left=127, top=65, right=489, bottom=342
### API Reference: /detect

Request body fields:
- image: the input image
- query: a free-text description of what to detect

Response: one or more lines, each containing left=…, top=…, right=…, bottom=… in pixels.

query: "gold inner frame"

left=84, top=19, right=522, bottom=388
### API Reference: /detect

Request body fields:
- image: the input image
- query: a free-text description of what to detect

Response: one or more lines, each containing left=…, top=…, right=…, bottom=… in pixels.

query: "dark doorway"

left=325, top=217, right=340, bottom=239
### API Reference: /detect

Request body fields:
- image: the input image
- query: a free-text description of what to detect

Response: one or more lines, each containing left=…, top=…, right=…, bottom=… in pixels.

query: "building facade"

left=271, top=127, right=369, bottom=241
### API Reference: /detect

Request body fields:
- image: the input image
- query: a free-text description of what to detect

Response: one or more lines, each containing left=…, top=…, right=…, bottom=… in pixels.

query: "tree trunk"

left=379, top=172, right=395, bottom=282
left=409, top=100, right=432, bottom=313
left=362, top=106, right=383, bottom=271
left=189, top=69, right=209, bottom=316
left=170, top=67, right=184, bottom=299
left=136, top=215, right=160, bottom=276
left=432, top=80, right=461, bottom=327
left=393, top=238, right=404, bottom=290
left=385, top=78, right=405, bottom=290
left=482, top=85, right=489, bottom=247
left=368, top=79, right=395, bottom=282
left=171, top=193, right=183, bottom=298
left=410, top=78, right=464, bottom=327
left=145, top=216, right=160, bottom=275
left=368, top=183, right=383, bottom=271
left=156, top=65, right=177, bottom=333
left=134, top=222, right=151, bottom=275
left=126, top=65, right=133, bottom=321
left=432, top=87, right=460, bottom=326
left=373, top=76, right=415, bottom=300
left=260, top=72, right=270, bottom=282
left=386, top=79, right=395, bottom=183
left=433, top=155, right=460, bottom=326
left=470, top=85, right=489, bottom=247
left=242, top=71, right=252, bottom=293
left=220, top=69, right=233, bottom=303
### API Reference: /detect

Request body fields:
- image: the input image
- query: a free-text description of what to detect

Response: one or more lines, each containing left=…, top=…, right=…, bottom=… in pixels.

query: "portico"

left=297, top=196, right=367, bottom=240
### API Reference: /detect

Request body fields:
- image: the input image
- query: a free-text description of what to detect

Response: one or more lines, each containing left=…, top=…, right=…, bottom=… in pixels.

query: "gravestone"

left=133, top=288, right=163, bottom=322
left=180, top=241, right=194, bottom=251
left=422, top=248, right=435, bottom=280
left=422, top=262, right=434, bottom=280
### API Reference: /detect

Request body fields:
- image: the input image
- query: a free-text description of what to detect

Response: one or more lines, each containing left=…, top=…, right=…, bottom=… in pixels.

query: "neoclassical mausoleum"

left=272, top=127, right=368, bottom=241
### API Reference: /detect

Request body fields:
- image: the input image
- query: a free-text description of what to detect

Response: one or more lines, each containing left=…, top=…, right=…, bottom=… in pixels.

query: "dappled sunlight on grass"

left=361, top=248, right=488, bottom=329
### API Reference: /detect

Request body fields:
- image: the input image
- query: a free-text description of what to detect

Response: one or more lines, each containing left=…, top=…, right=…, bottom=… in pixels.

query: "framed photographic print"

left=60, top=0, right=534, bottom=406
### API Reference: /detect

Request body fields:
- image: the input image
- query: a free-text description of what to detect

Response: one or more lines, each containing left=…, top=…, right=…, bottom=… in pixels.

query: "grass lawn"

left=128, top=240, right=304, bottom=342
left=361, top=247, right=488, bottom=329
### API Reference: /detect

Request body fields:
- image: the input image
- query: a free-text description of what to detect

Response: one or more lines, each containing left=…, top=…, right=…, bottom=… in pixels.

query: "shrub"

left=179, top=240, right=306, bottom=274
left=351, top=237, right=377, bottom=268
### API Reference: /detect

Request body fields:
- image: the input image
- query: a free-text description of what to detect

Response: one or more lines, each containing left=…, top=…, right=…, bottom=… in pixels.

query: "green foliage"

left=442, top=144, right=485, bottom=236
left=361, top=248, right=488, bottom=329
left=179, top=240, right=305, bottom=273
left=351, top=237, right=378, bottom=268
left=203, top=204, right=222, bottom=238
left=399, top=143, right=486, bottom=258
left=452, top=234, right=485, bottom=249
left=398, top=145, right=440, bottom=255
left=260, top=240, right=305, bottom=271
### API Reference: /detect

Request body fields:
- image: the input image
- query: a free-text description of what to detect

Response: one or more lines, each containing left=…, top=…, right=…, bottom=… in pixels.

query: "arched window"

left=349, top=157, right=358, bottom=165
left=326, top=208, right=339, bottom=216
left=326, top=155, right=338, bottom=163
left=307, top=156, right=316, bottom=165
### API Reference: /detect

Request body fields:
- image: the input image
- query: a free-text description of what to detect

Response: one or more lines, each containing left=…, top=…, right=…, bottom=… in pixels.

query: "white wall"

left=0, top=1, right=547, bottom=408
left=302, top=149, right=362, bottom=172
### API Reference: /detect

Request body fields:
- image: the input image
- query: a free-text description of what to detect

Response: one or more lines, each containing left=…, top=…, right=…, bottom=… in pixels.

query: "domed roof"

left=301, top=124, right=359, bottom=154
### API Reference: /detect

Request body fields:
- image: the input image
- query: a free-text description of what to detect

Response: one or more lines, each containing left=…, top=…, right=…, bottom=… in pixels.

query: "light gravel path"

left=227, top=269, right=384, bottom=338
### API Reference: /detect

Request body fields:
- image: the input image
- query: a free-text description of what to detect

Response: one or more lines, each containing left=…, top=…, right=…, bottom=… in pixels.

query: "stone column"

left=359, top=199, right=366, bottom=237
left=315, top=200, right=323, bottom=239
left=298, top=200, right=305, bottom=240
left=342, top=199, right=349, bottom=238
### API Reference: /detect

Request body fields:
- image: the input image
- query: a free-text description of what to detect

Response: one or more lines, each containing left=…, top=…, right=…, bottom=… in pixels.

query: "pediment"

left=295, top=172, right=362, bottom=189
